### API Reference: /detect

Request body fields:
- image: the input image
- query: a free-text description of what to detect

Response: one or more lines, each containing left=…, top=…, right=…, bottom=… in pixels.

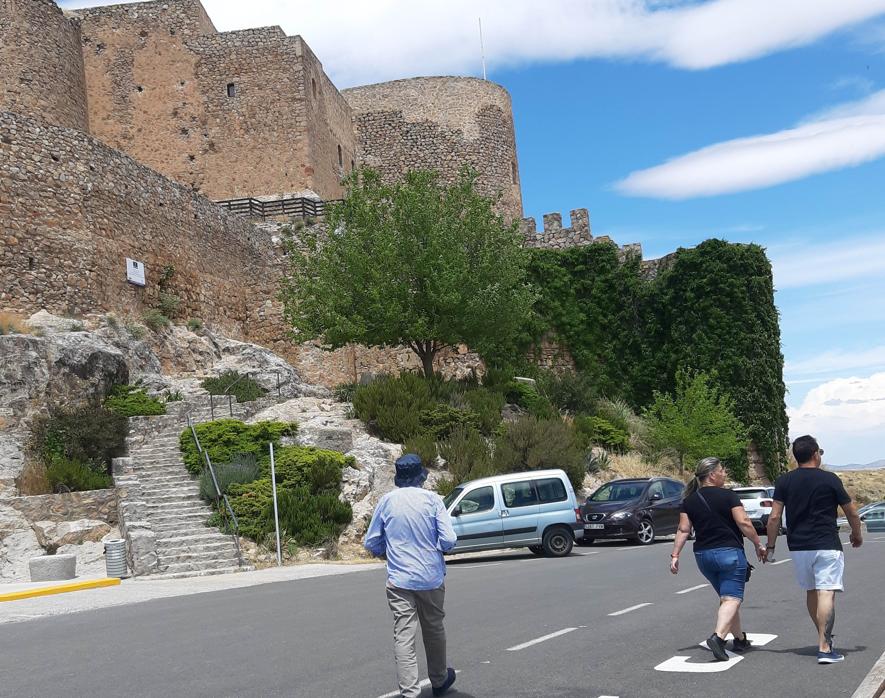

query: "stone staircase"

left=113, top=396, right=279, bottom=579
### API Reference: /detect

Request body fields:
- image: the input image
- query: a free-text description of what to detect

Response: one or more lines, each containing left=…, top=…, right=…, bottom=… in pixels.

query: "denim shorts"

left=694, top=547, right=748, bottom=601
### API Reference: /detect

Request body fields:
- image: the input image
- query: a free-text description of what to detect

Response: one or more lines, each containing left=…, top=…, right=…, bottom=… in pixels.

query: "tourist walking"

left=364, top=453, right=458, bottom=698
left=670, top=457, right=767, bottom=661
left=764, top=435, right=863, bottom=664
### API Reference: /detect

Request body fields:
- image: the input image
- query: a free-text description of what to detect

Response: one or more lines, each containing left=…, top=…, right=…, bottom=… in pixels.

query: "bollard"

left=104, top=539, right=128, bottom=578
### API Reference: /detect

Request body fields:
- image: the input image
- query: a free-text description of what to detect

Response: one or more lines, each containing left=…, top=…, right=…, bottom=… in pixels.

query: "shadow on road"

left=763, top=644, right=867, bottom=658
left=445, top=552, right=536, bottom=565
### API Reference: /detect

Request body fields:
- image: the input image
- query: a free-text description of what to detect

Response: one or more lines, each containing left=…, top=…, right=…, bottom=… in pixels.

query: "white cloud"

left=58, top=0, right=885, bottom=86
left=615, top=89, right=885, bottom=199
left=787, top=372, right=885, bottom=464
left=769, top=234, right=885, bottom=289
left=785, top=346, right=885, bottom=379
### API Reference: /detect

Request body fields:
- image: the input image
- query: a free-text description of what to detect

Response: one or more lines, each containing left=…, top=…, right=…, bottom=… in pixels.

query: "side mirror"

left=451, top=505, right=462, bottom=517
left=649, top=492, right=663, bottom=501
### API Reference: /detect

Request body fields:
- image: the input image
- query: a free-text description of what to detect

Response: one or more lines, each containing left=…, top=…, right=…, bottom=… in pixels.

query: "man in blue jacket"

left=364, top=453, right=458, bottom=698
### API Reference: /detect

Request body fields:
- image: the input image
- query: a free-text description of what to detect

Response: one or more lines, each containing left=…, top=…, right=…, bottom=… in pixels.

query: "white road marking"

left=655, top=653, right=744, bottom=672
left=770, top=558, right=791, bottom=566
left=616, top=546, right=647, bottom=551
left=608, top=603, right=653, bottom=616
left=676, top=584, right=708, bottom=595
left=506, top=627, right=577, bottom=651
left=375, top=670, right=461, bottom=698
left=455, top=562, right=503, bottom=569
left=572, top=551, right=601, bottom=556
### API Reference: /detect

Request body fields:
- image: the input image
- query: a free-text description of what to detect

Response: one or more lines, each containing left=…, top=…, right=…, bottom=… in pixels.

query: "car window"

left=443, top=487, right=463, bottom=509
left=589, top=482, right=644, bottom=502
left=864, top=509, right=884, bottom=521
left=735, top=490, right=767, bottom=500
left=663, top=480, right=683, bottom=498
left=458, top=486, right=494, bottom=514
left=647, top=481, right=664, bottom=499
left=536, top=477, right=567, bottom=503
left=501, top=480, right=538, bottom=508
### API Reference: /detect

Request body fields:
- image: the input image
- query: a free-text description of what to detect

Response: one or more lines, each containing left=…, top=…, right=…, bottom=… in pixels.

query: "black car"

left=581, top=477, right=684, bottom=545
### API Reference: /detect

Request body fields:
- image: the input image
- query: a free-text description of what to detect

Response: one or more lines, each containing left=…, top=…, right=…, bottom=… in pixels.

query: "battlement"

left=520, top=208, right=643, bottom=259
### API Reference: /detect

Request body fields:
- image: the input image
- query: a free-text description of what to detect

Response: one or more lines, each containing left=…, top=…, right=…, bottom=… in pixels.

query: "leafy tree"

left=643, top=369, right=747, bottom=475
left=280, top=167, right=535, bottom=378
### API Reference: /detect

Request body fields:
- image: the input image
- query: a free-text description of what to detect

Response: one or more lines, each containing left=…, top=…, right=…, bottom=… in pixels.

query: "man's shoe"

left=818, top=647, right=844, bottom=664
left=707, top=633, right=730, bottom=661
left=432, top=668, right=456, bottom=696
left=731, top=633, right=752, bottom=652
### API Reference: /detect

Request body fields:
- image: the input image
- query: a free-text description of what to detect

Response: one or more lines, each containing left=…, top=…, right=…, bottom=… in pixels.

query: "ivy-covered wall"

left=522, top=239, right=788, bottom=482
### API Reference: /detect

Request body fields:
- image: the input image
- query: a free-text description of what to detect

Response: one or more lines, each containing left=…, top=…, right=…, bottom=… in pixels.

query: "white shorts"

left=791, top=550, right=844, bottom=591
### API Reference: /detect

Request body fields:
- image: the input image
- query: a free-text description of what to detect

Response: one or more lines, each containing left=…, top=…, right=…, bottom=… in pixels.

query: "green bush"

left=437, top=426, right=494, bottom=490
left=46, top=459, right=112, bottom=492
left=403, top=432, right=438, bottom=469
left=462, top=389, right=504, bottom=435
left=273, top=487, right=353, bottom=547
left=187, top=318, right=203, bottom=332
left=494, top=415, right=585, bottom=490
left=142, top=309, right=170, bottom=331
left=333, top=382, right=358, bottom=403
left=573, top=415, right=630, bottom=453
left=417, top=404, right=480, bottom=440
left=225, top=478, right=274, bottom=539
left=164, top=390, right=184, bottom=403
left=537, top=370, right=598, bottom=415
left=179, top=419, right=296, bottom=476
left=125, top=322, right=146, bottom=340
left=267, top=445, right=352, bottom=493
left=157, top=292, right=181, bottom=318
left=584, top=449, right=612, bottom=475
left=504, top=381, right=557, bottom=419
left=352, top=373, right=433, bottom=442
left=32, top=407, right=128, bottom=475
left=103, top=384, right=167, bottom=417
left=198, top=454, right=261, bottom=503
left=201, top=370, right=267, bottom=403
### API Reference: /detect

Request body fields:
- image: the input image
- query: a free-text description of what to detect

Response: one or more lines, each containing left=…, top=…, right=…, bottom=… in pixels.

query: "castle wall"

left=0, top=0, right=89, bottom=131
left=342, top=77, right=523, bottom=220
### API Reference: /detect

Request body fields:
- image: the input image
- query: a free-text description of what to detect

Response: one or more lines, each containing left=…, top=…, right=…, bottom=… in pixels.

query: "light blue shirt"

left=364, top=486, right=457, bottom=591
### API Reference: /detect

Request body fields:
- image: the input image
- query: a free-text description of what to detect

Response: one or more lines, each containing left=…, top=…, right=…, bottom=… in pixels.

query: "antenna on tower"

left=478, top=17, right=487, bottom=80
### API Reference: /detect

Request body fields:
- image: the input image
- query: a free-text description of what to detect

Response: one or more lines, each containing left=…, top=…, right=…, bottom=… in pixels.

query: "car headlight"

left=609, top=511, right=630, bottom=520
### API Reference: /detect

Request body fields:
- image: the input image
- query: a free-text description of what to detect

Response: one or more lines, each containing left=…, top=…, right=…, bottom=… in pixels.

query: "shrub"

left=267, top=445, right=352, bottom=493
left=585, top=449, right=612, bottom=475
left=125, top=322, right=146, bottom=340
left=186, top=318, right=203, bottom=332
left=494, top=415, right=585, bottom=490
left=504, top=381, right=557, bottom=419
left=437, top=426, right=494, bottom=489
left=164, top=389, right=184, bottom=402
left=157, top=292, right=181, bottom=318
left=32, top=406, right=128, bottom=475
left=417, top=404, right=480, bottom=440
left=103, top=384, right=167, bottom=417
left=199, top=453, right=261, bottom=502
left=105, top=314, right=119, bottom=329
left=462, top=389, right=504, bottom=435
left=592, top=398, right=633, bottom=435
left=68, top=321, right=85, bottom=332
left=225, top=478, right=274, bottom=539
left=573, top=415, right=630, bottom=453
left=142, top=309, right=170, bottom=331
left=537, top=369, right=598, bottom=415
left=46, top=459, right=112, bottom=492
left=179, top=419, right=296, bottom=476
left=273, top=487, right=353, bottom=547
left=333, top=382, right=358, bottom=403
left=403, top=432, right=438, bottom=469
left=201, top=370, right=267, bottom=403
left=352, top=373, right=433, bottom=442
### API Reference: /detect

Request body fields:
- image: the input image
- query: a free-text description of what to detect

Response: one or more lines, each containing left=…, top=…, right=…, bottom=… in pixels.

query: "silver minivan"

left=442, top=469, right=583, bottom=557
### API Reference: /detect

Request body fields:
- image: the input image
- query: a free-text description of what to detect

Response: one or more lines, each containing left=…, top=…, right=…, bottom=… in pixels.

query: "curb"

left=0, top=577, right=121, bottom=603
left=853, top=648, right=885, bottom=698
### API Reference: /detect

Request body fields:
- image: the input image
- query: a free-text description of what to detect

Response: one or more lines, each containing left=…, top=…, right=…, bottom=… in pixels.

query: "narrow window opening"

left=337, top=144, right=343, bottom=167
left=511, top=161, right=518, bottom=184
left=351, top=159, right=355, bottom=171
left=28, top=256, right=35, bottom=270
left=226, top=83, right=236, bottom=98
left=311, top=78, right=317, bottom=99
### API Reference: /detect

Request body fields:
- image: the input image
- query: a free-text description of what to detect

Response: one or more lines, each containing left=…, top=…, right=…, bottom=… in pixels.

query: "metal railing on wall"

left=214, top=196, right=341, bottom=220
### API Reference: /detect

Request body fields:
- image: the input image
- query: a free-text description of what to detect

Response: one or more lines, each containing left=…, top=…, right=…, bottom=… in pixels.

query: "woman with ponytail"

left=670, top=457, right=767, bottom=661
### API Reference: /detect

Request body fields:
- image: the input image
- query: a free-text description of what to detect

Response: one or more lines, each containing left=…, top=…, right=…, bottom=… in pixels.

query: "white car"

left=733, top=486, right=777, bottom=532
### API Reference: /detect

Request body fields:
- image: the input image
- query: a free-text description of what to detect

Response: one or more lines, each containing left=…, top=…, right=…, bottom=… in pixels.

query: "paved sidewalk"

left=0, top=561, right=382, bottom=625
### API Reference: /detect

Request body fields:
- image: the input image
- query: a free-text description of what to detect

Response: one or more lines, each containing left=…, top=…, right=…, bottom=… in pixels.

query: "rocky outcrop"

left=32, top=519, right=112, bottom=552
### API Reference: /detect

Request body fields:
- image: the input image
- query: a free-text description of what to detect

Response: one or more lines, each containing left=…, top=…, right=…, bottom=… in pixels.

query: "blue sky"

left=61, top=0, right=885, bottom=464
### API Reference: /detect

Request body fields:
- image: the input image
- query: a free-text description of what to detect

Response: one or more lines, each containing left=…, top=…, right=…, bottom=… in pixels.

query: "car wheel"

left=528, top=545, right=544, bottom=555
left=542, top=527, right=573, bottom=557
left=634, top=519, right=656, bottom=545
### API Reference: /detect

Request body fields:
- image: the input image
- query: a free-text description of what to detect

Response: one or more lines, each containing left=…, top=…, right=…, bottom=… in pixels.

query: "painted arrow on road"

left=655, top=633, right=777, bottom=673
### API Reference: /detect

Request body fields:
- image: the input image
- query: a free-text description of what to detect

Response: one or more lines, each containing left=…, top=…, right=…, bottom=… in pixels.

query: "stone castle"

left=1, top=0, right=639, bottom=384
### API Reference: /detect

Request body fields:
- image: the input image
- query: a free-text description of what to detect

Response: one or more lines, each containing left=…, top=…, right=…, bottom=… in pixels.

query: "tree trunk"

left=419, top=350, right=435, bottom=379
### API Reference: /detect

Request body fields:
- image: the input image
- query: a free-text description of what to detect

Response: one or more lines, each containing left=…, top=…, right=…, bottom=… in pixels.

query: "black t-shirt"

left=681, top=487, right=744, bottom=552
left=773, top=468, right=850, bottom=551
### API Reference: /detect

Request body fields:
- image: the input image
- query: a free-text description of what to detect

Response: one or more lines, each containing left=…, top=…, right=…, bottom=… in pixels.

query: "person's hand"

left=850, top=531, right=863, bottom=548
left=756, top=544, right=767, bottom=562
left=669, top=556, right=679, bottom=574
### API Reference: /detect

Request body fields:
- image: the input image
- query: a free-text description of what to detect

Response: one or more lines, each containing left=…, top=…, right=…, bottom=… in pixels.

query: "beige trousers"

left=386, top=584, right=448, bottom=698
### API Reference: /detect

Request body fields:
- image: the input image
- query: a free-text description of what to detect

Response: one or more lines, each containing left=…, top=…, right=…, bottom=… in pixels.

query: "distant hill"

left=828, top=459, right=885, bottom=471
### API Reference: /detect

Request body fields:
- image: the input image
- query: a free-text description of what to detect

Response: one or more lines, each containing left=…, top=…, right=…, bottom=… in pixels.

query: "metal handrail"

left=187, top=415, right=243, bottom=566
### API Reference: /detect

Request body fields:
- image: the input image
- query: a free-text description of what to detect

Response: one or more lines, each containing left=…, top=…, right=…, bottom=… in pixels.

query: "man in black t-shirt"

left=765, top=435, right=863, bottom=664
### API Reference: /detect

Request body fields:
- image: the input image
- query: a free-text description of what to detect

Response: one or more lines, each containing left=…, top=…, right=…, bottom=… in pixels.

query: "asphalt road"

left=1, top=535, right=883, bottom=698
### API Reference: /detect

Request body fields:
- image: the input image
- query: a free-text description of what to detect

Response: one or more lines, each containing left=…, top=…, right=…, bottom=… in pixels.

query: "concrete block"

left=28, top=554, right=77, bottom=582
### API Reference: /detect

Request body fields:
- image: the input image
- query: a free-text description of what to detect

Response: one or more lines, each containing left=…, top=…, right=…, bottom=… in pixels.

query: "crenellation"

left=523, top=208, right=593, bottom=250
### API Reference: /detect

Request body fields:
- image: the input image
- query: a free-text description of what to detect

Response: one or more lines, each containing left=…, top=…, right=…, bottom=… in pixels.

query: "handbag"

left=696, top=489, right=754, bottom=582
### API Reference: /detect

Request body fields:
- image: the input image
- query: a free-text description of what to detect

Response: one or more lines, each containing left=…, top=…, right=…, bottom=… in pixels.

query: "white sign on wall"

left=126, top=258, right=146, bottom=286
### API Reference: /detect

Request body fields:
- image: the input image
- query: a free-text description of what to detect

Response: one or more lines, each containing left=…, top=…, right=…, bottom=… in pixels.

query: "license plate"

left=585, top=523, right=605, bottom=530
